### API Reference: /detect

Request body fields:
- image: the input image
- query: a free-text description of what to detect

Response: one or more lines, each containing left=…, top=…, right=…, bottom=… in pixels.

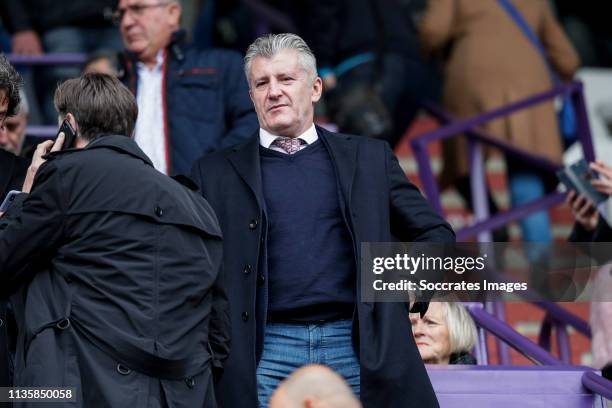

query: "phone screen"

left=57, top=119, right=77, bottom=150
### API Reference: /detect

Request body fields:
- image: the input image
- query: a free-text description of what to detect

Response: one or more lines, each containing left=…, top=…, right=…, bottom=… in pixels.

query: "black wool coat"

left=191, top=126, right=455, bottom=408
left=0, top=136, right=230, bottom=408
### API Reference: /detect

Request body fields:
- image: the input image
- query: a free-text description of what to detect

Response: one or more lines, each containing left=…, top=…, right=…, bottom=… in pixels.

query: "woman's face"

left=410, top=302, right=451, bottom=364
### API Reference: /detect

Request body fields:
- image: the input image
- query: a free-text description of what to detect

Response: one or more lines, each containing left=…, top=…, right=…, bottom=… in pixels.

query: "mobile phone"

left=0, top=190, right=22, bottom=213
left=57, top=119, right=77, bottom=150
left=557, top=159, right=608, bottom=205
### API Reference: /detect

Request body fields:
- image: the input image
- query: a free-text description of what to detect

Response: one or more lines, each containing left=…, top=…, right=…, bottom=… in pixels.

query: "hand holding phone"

left=21, top=133, right=66, bottom=194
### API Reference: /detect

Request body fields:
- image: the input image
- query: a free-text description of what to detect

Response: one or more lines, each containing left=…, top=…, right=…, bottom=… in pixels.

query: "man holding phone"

left=0, top=73, right=230, bottom=407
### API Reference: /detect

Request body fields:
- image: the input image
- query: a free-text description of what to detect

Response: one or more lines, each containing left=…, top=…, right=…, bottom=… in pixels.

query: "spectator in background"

left=269, top=365, right=362, bottom=408
left=0, top=54, right=27, bottom=202
left=410, top=302, right=478, bottom=365
left=82, top=50, right=121, bottom=76
left=567, top=160, right=612, bottom=381
left=419, top=0, right=579, bottom=245
left=292, top=0, right=437, bottom=147
left=0, top=0, right=123, bottom=122
left=0, top=90, right=29, bottom=156
left=0, top=53, right=27, bottom=390
left=116, top=0, right=258, bottom=175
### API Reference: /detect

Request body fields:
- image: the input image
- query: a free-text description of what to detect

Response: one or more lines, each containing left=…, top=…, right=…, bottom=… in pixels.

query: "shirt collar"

left=136, top=49, right=164, bottom=73
left=259, top=123, right=318, bottom=149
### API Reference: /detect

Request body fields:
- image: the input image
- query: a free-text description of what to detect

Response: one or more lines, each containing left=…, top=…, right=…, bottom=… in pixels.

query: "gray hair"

left=18, top=89, right=29, bottom=115
left=444, top=302, right=478, bottom=355
left=0, top=53, right=23, bottom=117
left=244, top=33, right=317, bottom=84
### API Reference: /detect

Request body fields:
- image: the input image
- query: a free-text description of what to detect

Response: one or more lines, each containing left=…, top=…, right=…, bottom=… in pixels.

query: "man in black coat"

left=0, top=73, right=229, bottom=407
left=0, top=150, right=27, bottom=200
left=0, top=54, right=28, bottom=393
left=0, top=148, right=26, bottom=389
left=191, top=33, right=454, bottom=408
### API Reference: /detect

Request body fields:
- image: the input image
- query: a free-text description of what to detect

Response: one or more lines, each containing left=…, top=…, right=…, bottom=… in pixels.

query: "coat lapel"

left=318, top=126, right=358, bottom=208
left=226, top=134, right=265, bottom=210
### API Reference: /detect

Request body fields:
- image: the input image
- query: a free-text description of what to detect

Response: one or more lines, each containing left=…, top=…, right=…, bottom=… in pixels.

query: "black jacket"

left=0, top=136, right=229, bottom=407
left=0, top=150, right=27, bottom=390
left=191, top=126, right=455, bottom=408
left=0, top=150, right=27, bottom=199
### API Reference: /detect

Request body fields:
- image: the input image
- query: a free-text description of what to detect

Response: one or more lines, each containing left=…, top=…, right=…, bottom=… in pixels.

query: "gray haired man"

left=192, top=33, right=454, bottom=408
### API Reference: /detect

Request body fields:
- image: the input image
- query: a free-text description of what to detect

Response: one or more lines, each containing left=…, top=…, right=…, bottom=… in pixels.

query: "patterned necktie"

left=271, top=137, right=305, bottom=155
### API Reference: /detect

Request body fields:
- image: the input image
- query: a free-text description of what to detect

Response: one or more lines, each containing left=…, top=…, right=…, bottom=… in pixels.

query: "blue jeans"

left=507, top=168, right=552, bottom=262
left=256, top=320, right=360, bottom=407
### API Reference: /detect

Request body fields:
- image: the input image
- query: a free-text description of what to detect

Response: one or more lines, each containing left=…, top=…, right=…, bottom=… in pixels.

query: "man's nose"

left=267, top=81, right=282, bottom=98
left=120, top=11, right=136, bottom=29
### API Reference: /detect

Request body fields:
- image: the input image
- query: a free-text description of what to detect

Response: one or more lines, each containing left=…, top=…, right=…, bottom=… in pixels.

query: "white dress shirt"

left=259, top=124, right=318, bottom=153
left=133, top=50, right=168, bottom=174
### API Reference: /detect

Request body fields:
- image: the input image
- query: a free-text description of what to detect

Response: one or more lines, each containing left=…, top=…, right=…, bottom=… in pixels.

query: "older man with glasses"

left=114, top=0, right=258, bottom=176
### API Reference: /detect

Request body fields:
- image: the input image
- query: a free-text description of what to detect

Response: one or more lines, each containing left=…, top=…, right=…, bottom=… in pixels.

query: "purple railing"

left=411, top=81, right=595, bottom=365
left=8, top=53, right=87, bottom=138
left=428, top=365, right=609, bottom=407
left=464, top=303, right=612, bottom=401
left=464, top=303, right=561, bottom=366
left=534, top=301, right=592, bottom=364
left=411, top=81, right=594, bottom=240
left=8, top=53, right=87, bottom=66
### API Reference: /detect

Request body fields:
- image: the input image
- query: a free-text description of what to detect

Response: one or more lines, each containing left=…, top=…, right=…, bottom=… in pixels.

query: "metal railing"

left=464, top=303, right=612, bottom=401
left=410, top=81, right=595, bottom=365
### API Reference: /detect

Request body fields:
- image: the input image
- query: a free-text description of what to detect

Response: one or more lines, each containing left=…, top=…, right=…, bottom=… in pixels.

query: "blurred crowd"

left=0, top=0, right=611, bottom=405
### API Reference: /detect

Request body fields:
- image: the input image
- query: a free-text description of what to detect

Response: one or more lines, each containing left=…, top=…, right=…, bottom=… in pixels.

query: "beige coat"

left=419, top=0, right=580, bottom=181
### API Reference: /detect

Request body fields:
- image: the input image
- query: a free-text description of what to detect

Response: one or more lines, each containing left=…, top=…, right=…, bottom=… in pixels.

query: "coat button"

left=56, top=318, right=71, bottom=330
left=257, top=273, right=265, bottom=285
left=242, top=312, right=249, bottom=322
left=117, top=363, right=131, bottom=375
left=249, top=219, right=258, bottom=230
left=244, top=264, right=252, bottom=275
left=154, top=206, right=163, bottom=217
left=185, top=377, right=195, bottom=388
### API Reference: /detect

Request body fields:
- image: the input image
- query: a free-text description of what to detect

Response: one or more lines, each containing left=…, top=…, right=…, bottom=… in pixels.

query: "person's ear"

left=65, top=112, right=79, bottom=134
left=167, top=2, right=182, bottom=27
left=311, top=77, right=323, bottom=103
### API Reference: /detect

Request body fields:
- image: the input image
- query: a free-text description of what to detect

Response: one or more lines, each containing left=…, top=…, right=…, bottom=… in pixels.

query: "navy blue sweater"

left=260, top=140, right=355, bottom=322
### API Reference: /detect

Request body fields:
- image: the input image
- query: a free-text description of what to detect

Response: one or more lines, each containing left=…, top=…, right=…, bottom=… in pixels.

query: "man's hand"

left=22, top=133, right=64, bottom=193
left=12, top=30, right=43, bottom=55
left=567, top=190, right=599, bottom=232
left=590, top=161, right=612, bottom=195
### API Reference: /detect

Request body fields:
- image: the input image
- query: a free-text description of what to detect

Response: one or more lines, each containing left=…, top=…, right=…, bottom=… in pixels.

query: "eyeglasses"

left=112, top=2, right=169, bottom=25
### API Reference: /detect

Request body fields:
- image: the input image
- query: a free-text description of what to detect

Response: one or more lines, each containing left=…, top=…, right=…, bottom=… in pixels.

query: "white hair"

left=444, top=302, right=478, bottom=355
left=244, top=33, right=317, bottom=84
left=18, top=89, right=29, bottom=115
